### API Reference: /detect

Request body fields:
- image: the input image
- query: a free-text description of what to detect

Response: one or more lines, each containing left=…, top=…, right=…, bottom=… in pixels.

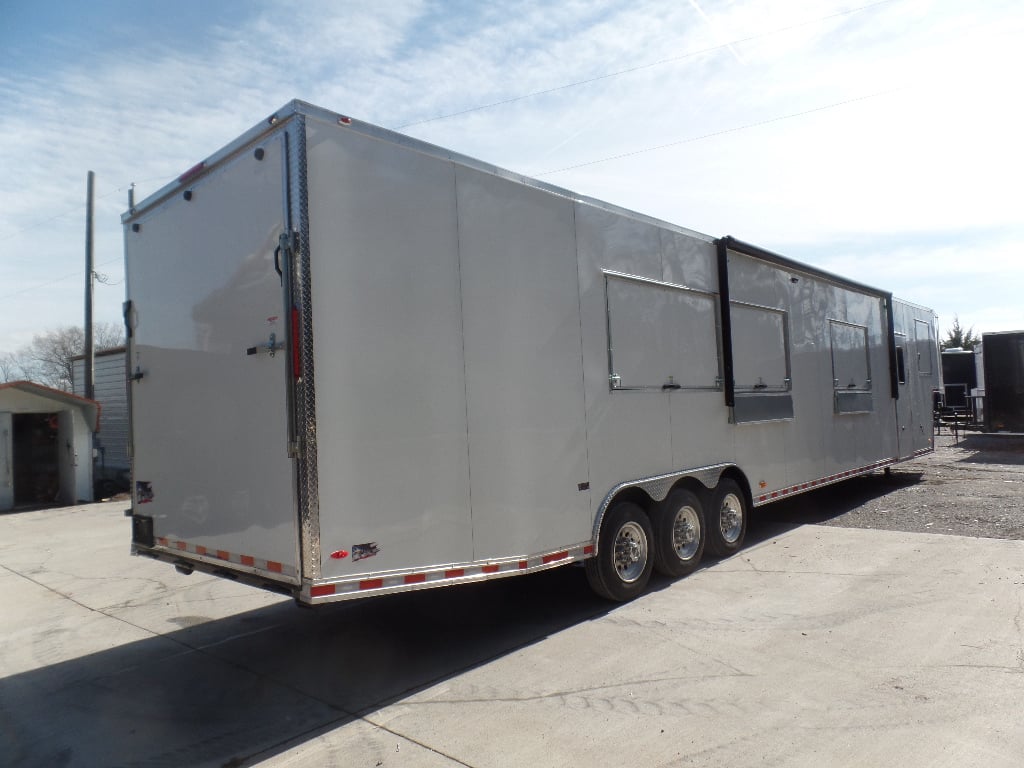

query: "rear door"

left=125, top=135, right=299, bottom=584
left=893, top=333, right=913, bottom=458
left=912, top=317, right=938, bottom=453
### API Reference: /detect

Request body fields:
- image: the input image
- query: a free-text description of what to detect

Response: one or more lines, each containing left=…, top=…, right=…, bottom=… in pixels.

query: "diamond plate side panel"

left=291, top=116, right=321, bottom=580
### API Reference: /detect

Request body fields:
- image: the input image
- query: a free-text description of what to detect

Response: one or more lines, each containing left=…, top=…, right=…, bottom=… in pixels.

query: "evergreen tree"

left=941, top=315, right=980, bottom=351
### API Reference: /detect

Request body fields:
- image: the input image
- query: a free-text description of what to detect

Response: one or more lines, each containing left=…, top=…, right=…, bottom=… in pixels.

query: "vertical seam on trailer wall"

left=660, top=228, right=675, bottom=461
left=294, top=114, right=321, bottom=580
left=716, top=238, right=735, bottom=408
left=570, top=201, right=592, bottom=515
left=452, top=163, right=476, bottom=558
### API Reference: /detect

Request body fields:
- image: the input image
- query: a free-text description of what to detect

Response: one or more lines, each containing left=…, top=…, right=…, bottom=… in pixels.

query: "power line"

left=1, top=92, right=903, bottom=301
left=94, top=271, right=123, bottom=286
left=1, top=2, right=900, bottom=246
left=393, top=0, right=899, bottom=131
left=0, top=175, right=172, bottom=243
left=0, top=0, right=904, bottom=254
left=0, top=257, right=122, bottom=301
left=537, top=86, right=904, bottom=176
left=0, top=89, right=906, bottom=300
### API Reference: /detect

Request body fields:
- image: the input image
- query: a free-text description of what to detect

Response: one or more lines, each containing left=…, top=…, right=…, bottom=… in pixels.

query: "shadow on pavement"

left=1, top=566, right=612, bottom=768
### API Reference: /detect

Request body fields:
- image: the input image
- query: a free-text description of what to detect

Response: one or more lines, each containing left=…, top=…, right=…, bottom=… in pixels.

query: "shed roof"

left=70, top=346, right=126, bottom=362
left=0, top=381, right=101, bottom=431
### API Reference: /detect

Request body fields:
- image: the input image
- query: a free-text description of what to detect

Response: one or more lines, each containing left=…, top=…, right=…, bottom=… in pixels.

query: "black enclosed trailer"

left=979, top=331, right=1024, bottom=433
left=941, top=348, right=977, bottom=410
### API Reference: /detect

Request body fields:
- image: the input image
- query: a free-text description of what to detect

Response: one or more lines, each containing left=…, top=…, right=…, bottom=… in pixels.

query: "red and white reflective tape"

left=305, top=541, right=595, bottom=601
left=154, top=536, right=295, bottom=578
left=754, top=458, right=897, bottom=505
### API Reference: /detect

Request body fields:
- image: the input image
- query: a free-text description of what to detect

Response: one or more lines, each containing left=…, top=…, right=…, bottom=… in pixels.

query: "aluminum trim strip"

left=602, top=269, right=718, bottom=298
left=753, top=458, right=896, bottom=505
left=300, top=541, right=595, bottom=604
left=291, top=115, right=321, bottom=581
left=145, top=99, right=713, bottom=246
left=123, top=109, right=300, bottom=222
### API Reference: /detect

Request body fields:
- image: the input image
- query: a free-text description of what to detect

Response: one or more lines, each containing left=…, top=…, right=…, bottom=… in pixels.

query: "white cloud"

left=2, top=0, right=1023, bottom=356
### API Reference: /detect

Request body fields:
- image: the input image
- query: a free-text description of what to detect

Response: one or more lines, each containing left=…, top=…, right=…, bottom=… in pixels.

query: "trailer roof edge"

left=717, top=235, right=892, bottom=301
left=122, top=99, right=710, bottom=244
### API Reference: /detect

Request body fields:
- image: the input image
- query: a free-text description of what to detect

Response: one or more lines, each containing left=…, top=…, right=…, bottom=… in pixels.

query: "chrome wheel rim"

left=719, top=492, right=743, bottom=544
left=672, top=506, right=701, bottom=561
left=613, top=521, right=648, bottom=583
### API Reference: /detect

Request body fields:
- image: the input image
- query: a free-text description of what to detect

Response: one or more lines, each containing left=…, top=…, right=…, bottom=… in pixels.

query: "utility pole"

left=84, top=170, right=95, bottom=401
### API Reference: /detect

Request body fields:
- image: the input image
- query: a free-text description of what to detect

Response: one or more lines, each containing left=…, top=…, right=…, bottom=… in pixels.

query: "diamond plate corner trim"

left=292, top=115, right=321, bottom=580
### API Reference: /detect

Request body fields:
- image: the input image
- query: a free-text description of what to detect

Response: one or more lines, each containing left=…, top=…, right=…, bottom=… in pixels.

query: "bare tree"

left=11, top=323, right=124, bottom=391
left=0, top=351, right=24, bottom=382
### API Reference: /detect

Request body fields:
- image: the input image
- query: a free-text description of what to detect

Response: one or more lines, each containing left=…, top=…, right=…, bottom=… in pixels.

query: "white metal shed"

left=0, top=381, right=99, bottom=511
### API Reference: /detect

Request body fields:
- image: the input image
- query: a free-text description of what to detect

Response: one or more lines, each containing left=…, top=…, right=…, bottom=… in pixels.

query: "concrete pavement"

left=1, top=501, right=1022, bottom=767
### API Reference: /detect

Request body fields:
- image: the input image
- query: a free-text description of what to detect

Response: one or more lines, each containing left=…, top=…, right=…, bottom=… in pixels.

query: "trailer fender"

left=591, top=463, right=736, bottom=555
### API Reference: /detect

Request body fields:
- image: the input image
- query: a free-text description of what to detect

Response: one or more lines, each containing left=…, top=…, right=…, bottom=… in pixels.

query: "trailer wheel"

left=586, top=501, right=653, bottom=602
left=706, top=478, right=747, bottom=557
left=652, top=488, right=706, bottom=578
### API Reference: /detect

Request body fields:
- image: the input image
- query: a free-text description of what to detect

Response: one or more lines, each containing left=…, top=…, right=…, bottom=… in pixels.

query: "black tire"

left=585, top=501, right=654, bottom=602
left=94, top=479, right=116, bottom=500
left=705, top=478, right=747, bottom=557
left=652, top=488, right=706, bottom=578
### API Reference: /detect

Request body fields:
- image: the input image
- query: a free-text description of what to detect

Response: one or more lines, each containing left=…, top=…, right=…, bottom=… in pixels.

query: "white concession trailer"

left=123, top=100, right=939, bottom=604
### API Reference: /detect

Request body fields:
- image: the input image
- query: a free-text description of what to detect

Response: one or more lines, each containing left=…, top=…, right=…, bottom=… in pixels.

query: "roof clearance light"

left=338, top=116, right=352, bottom=125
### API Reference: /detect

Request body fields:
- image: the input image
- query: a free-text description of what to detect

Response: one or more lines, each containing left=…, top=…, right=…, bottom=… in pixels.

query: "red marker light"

left=338, top=116, right=352, bottom=125
left=178, top=162, right=205, bottom=184
left=330, top=550, right=349, bottom=560
left=291, top=307, right=301, bottom=379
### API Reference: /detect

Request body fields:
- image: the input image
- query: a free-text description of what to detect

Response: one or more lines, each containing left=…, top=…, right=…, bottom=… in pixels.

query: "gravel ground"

left=755, top=432, right=1024, bottom=541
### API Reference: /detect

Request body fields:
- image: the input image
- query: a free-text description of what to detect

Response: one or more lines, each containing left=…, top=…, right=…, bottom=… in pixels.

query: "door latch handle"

left=246, top=332, right=286, bottom=358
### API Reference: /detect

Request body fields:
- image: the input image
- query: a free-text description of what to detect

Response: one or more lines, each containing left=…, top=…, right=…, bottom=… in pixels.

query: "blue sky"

left=2, top=0, right=1022, bottom=356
